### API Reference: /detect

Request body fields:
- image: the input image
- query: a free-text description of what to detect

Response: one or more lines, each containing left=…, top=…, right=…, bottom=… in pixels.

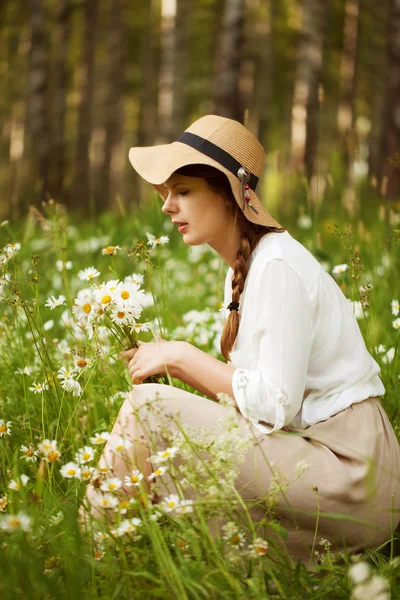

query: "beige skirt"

left=127, top=384, right=400, bottom=565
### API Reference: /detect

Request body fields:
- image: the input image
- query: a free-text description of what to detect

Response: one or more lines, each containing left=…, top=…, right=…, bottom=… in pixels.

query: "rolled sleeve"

left=231, top=258, right=314, bottom=434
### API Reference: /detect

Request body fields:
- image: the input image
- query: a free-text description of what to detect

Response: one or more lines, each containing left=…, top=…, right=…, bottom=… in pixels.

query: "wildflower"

left=15, top=366, right=34, bottom=376
left=332, top=264, right=348, bottom=274
left=298, top=215, right=312, bottom=229
left=114, top=517, right=142, bottom=537
left=74, top=356, right=92, bottom=369
left=376, top=344, right=386, bottom=354
left=294, top=460, right=310, bottom=478
left=392, top=299, right=399, bottom=317
left=60, top=377, right=82, bottom=397
left=124, top=469, right=144, bottom=488
left=130, top=322, right=151, bottom=334
left=146, top=233, right=169, bottom=248
left=38, top=439, right=61, bottom=462
left=100, top=477, right=122, bottom=493
left=94, top=550, right=105, bottom=561
left=56, top=260, right=73, bottom=272
left=8, top=475, right=29, bottom=491
left=20, top=444, right=38, bottom=462
left=392, top=317, right=400, bottom=330
left=162, top=494, right=181, bottom=512
left=248, top=537, right=269, bottom=558
left=351, top=574, right=390, bottom=600
left=116, top=500, right=131, bottom=514
left=109, top=435, right=132, bottom=454
left=0, top=419, right=11, bottom=437
left=382, top=347, right=395, bottom=365
left=152, top=447, right=179, bottom=464
left=75, top=446, right=95, bottom=464
left=349, top=561, right=372, bottom=585
left=29, top=382, right=49, bottom=394
left=102, top=246, right=120, bottom=256
left=45, top=295, right=66, bottom=310
left=124, top=273, right=144, bottom=286
left=96, top=494, right=119, bottom=510
left=60, top=462, right=81, bottom=479
left=0, top=496, right=8, bottom=512
left=78, top=267, right=100, bottom=281
left=57, top=366, right=77, bottom=381
left=80, top=466, right=95, bottom=481
left=1, top=511, right=31, bottom=532
left=49, top=511, right=64, bottom=526
left=89, top=431, right=110, bottom=445
left=148, top=466, right=168, bottom=480
left=175, top=499, right=194, bottom=515
left=4, top=242, right=21, bottom=257
left=43, top=319, right=54, bottom=331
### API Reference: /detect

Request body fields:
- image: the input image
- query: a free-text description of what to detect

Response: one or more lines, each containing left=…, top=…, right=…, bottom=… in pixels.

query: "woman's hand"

left=119, top=338, right=184, bottom=384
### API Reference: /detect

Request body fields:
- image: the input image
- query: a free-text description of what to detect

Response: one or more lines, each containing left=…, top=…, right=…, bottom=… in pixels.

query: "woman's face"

left=161, top=173, right=236, bottom=248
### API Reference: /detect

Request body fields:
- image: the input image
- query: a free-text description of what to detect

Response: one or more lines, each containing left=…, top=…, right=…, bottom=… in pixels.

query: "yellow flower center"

left=0, top=498, right=8, bottom=510
left=99, top=467, right=108, bottom=473
left=121, top=291, right=129, bottom=300
left=67, top=469, right=76, bottom=476
left=83, top=453, right=91, bottom=461
left=155, top=469, right=162, bottom=475
left=168, top=501, right=175, bottom=508
left=108, top=484, right=116, bottom=490
left=96, top=308, right=104, bottom=315
left=9, top=518, right=21, bottom=528
left=256, top=545, right=268, bottom=555
left=77, top=359, right=87, bottom=368
left=88, top=274, right=94, bottom=279
left=94, top=551, right=103, bottom=559
left=161, top=451, right=170, bottom=458
left=105, top=246, right=115, bottom=254
left=83, top=303, right=91, bottom=313
left=82, top=471, right=91, bottom=479
left=116, top=445, right=123, bottom=451
left=14, top=483, right=21, bottom=490
left=231, top=535, right=241, bottom=545
left=101, top=295, right=112, bottom=304
left=117, top=311, right=125, bottom=319
left=26, top=449, right=33, bottom=457
left=47, top=451, right=59, bottom=462
left=130, top=476, right=139, bottom=483
left=0, top=424, right=7, bottom=433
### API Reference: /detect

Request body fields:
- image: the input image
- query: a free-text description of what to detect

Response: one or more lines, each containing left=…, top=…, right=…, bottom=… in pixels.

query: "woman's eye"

left=179, top=191, right=188, bottom=196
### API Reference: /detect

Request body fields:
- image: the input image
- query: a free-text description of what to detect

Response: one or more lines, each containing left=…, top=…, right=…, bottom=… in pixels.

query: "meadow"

left=0, top=173, right=399, bottom=599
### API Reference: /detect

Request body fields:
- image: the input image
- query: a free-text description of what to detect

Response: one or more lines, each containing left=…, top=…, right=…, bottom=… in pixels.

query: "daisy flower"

left=56, top=260, right=73, bottom=272
left=146, top=233, right=169, bottom=248
left=109, top=306, right=135, bottom=326
left=15, top=366, right=34, bottom=376
left=72, top=289, right=96, bottom=322
left=382, top=347, right=396, bottom=365
left=162, top=494, right=181, bottom=512
left=175, top=500, right=194, bottom=515
left=332, top=264, right=348, bottom=274
left=124, top=273, right=144, bottom=286
left=89, top=431, right=110, bottom=445
left=20, top=444, right=38, bottom=462
left=60, top=462, right=81, bottom=479
left=392, top=299, right=399, bottom=317
left=123, top=469, right=144, bottom=488
left=102, top=246, right=120, bottom=256
left=4, top=242, right=21, bottom=257
left=152, top=447, right=179, bottom=464
left=100, top=477, right=122, bottom=493
left=74, top=356, right=92, bottom=369
left=57, top=366, right=77, bottom=382
left=148, top=465, right=168, bottom=480
left=78, top=267, right=101, bottom=281
left=38, top=439, right=61, bottom=462
left=80, top=466, right=95, bottom=481
left=75, top=446, right=95, bottom=464
left=297, top=215, right=312, bottom=229
left=1, top=512, right=31, bottom=532
left=248, top=537, right=269, bottom=558
left=130, top=322, right=151, bottom=334
left=392, top=318, right=400, bottom=330
left=115, top=517, right=142, bottom=536
left=0, top=496, right=8, bottom=512
left=29, top=382, right=49, bottom=393
left=109, top=435, right=132, bottom=454
left=60, top=378, right=82, bottom=397
left=96, top=494, right=119, bottom=509
left=8, top=475, right=29, bottom=491
left=45, top=295, right=66, bottom=309
left=0, top=419, right=12, bottom=437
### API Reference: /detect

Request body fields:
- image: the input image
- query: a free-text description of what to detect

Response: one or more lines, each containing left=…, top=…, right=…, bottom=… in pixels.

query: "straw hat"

left=128, top=114, right=283, bottom=229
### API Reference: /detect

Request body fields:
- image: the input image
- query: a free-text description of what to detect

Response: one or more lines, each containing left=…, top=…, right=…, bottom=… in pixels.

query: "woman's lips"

left=178, top=223, right=188, bottom=233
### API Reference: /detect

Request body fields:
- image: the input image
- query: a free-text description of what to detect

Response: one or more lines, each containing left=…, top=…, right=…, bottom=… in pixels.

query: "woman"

left=83, top=114, right=400, bottom=564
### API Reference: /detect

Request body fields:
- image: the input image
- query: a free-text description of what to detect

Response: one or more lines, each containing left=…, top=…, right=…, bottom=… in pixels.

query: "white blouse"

left=224, top=230, right=385, bottom=434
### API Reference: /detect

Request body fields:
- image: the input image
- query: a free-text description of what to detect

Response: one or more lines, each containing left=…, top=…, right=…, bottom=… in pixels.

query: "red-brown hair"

left=174, top=164, right=286, bottom=361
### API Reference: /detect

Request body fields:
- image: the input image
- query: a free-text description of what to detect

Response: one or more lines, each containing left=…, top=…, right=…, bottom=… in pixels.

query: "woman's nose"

left=161, top=194, right=176, bottom=214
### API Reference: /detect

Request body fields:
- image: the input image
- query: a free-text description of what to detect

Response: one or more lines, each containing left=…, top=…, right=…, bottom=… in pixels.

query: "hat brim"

left=128, top=141, right=283, bottom=229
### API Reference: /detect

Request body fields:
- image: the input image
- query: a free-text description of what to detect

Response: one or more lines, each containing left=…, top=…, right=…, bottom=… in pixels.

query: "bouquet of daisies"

left=72, top=269, right=166, bottom=384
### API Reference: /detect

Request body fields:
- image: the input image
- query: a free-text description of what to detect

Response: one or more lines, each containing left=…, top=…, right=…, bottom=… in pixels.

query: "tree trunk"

left=214, top=0, right=246, bottom=122
left=381, top=0, right=400, bottom=199
left=50, top=0, right=71, bottom=202
left=172, top=0, right=192, bottom=136
left=71, top=0, right=97, bottom=214
left=290, top=0, right=327, bottom=182
left=27, top=0, right=51, bottom=201
left=157, top=0, right=177, bottom=142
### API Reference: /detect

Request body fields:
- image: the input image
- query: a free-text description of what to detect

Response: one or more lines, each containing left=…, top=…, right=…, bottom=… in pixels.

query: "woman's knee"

left=122, top=383, right=170, bottom=421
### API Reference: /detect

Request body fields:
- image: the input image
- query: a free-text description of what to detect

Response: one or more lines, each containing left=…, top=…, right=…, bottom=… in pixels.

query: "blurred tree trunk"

left=172, top=0, right=192, bottom=135
left=157, top=0, right=176, bottom=142
left=98, top=0, right=126, bottom=212
left=72, top=0, right=97, bottom=213
left=381, top=0, right=400, bottom=200
left=290, top=0, right=327, bottom=182
left=27, top=0, right=51, bottom=201
left=214, top=0, right=246, bottom=121
left=337, top=0, right=360, bottom=173
left=50, top=0, right=71, bottom=201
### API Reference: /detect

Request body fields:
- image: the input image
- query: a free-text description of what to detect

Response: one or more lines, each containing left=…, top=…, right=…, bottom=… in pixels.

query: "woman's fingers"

left=119, top=348, right=137, bottom=361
